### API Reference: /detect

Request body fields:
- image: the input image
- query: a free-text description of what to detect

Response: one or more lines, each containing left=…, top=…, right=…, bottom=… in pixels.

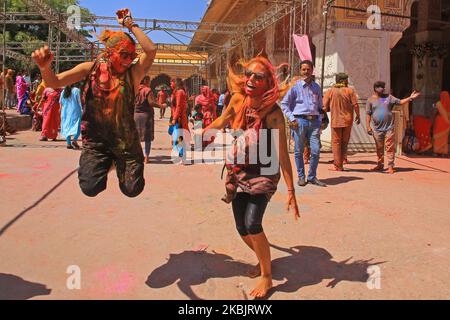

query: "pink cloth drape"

left=293, top=34, right=312, bottom=61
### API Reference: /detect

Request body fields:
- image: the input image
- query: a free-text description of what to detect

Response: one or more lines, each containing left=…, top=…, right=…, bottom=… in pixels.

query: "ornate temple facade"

left=191, top=0, right=449, bottom=151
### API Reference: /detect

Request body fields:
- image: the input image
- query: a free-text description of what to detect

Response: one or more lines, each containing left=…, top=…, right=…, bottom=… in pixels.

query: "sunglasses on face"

left=244, top=69, right=266, bottom=81
left=118, top=51, right=137, bottom=60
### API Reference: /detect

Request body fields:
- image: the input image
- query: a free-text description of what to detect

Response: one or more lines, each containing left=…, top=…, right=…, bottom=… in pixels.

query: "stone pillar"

left=312, top=28, right=403, bottom=152
left=411, top=0, right=444, bottom=117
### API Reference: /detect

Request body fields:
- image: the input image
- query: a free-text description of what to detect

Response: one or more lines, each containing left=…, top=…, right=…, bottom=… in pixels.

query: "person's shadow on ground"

left=0, top=273, right=51, bottom=300
left=265, top=244, right=385, bottom=299
left=146, top=246, right=385, bottom=300
left=146, top=250, right=252, bottom=300
left=320, top=176, right=364, bottom=186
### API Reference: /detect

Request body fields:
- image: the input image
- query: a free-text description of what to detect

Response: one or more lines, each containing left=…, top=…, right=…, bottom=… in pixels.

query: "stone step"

left=2, top=112, right=32, bottom=131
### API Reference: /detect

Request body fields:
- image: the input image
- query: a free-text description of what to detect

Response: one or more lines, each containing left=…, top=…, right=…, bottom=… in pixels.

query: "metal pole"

left=320, top=0, right=333, bottom=95
left=1, top=0, right=7, bottom=144
left=290, top=0, right=297, bottom=78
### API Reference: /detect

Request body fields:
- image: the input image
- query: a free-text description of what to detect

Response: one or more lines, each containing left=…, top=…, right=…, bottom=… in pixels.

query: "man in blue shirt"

left=281, top=60, right=326, bottom=187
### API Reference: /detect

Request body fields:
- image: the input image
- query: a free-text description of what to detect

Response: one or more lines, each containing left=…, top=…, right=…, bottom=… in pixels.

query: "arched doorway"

left=150, top=73, right=171, bottom=92
left=390, top=1, right=419, bottom=98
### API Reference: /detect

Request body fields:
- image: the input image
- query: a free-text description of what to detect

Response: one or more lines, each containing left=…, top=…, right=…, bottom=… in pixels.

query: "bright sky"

left=78, top=0, right=210, bottom=44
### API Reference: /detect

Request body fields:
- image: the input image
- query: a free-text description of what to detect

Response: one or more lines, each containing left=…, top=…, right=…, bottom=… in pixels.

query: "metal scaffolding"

left=2, top=0, right=310, bottom=83
left=206, top=0, right=311, bottom=84
left=83, top=16, right=240, bottom=36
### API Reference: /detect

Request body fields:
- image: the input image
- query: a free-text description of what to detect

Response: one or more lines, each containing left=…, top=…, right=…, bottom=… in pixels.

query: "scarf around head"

left=440, top=91, right=450, bottom=110
left=195, top=86, right=213, bottom=107
left=226, top=56, right=280, bottom=131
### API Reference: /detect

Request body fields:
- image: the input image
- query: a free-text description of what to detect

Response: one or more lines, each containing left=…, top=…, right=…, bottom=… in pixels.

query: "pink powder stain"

left=32, top=162, right=51, bottom=170
left=110, top=272, right=136, bottom=294
left=0, top=173, right=11, bottom=178
left=94, top=266, right=137, bottom=295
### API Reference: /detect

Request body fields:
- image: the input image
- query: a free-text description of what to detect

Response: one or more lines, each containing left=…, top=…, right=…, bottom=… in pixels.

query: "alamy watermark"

left=67, top=5, right=81, bottom=30
left=366, top=5, right=382, bottom=30
left=366, top=265, right=381, bottom=290
left=66, top=265, right=81, bottom=290
left=170, top=125, right=280, bottom=175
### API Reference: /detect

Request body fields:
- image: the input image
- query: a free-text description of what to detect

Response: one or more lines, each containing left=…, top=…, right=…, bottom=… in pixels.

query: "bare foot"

left=250, top=275, right=272, bottom=298
left=247, top=264, right=261, bottom=278
left=387, top=167, right=395, bottom=174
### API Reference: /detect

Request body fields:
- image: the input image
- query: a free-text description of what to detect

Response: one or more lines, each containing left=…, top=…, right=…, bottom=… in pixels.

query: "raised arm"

left=117, top=9, right=157, bottom=86
left=399, top=90, right=420, bottom=106
left=32, top=46, right=93, bottom=89
left=202, top=93, right=241, bottom=133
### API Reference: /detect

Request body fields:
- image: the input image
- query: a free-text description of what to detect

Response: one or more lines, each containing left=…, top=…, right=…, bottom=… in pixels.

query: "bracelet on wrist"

left=122, top=16, right=133, bottom=27
left=128, top=23, right=139, bottom=31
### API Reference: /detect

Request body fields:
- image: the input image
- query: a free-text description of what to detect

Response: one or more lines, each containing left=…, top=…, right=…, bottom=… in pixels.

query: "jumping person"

left=202, top=55, right=300, bottom=298
left=32, top=8, right=156, bottom=197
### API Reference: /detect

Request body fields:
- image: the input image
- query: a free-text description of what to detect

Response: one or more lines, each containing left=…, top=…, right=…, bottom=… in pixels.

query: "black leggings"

left=232, top=193, right=269, bottom=236
left=78, top=140, right=145, bottom=198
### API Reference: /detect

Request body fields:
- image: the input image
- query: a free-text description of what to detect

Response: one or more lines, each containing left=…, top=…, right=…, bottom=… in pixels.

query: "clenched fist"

left=31, top=46, right=54, bottom=70
left=116, top=8, right=132, bottom=27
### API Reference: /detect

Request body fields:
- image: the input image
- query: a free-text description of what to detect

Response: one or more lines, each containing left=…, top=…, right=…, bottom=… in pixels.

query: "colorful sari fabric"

left=195, top=87, right=216, bottom=121
left=433, top=91, right=450, bottom=155
left=16, top=76, right=28, bottom=113
left=16, top=75, right=28, bottom=113
left=41, top=88, right=61, bottom=139
left=195, top=87, right=215, bottom=147
left=60, top=87, right=82, bottom=139
left=413, top=115, right=432, bottom=153
left=173, top=88, right=189, bottom=131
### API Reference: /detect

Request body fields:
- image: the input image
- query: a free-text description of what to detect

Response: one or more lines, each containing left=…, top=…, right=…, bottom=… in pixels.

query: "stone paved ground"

left=1, top=117, right=449, bottom=300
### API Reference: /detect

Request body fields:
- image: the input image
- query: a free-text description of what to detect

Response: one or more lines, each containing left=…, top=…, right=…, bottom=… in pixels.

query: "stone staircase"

left=2, top=110, right=32, bottom=131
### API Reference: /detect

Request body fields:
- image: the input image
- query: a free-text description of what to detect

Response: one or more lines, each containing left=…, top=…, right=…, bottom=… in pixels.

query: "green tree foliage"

left=1, top=0, right=95, bottom=75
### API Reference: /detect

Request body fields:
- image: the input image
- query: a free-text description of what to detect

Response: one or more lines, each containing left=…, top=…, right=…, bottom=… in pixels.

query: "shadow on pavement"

left=0, top=168, right=77, bottom=237
left=350, top=160, right=378, bottom=165
left=146, top=250, right=252, bottom=300
left=146, top=245, right=385, bottom=300
left=0, top=273, right=51, bottom=300
left=320, top=176, right=364, bottom=186
left=148, top=155, right=174, bottom=165
left=261, top=244, right=386, bottom=300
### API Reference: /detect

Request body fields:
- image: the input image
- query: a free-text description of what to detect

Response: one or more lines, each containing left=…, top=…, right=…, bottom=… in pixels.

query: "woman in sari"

left=60, top=84, right=82, bottom=149
left=195, top=86, right=216, bottom=147
left=170, top=78, right=189, bottom=161
left=32, top=80, right=46, bottom=131
left=38, top=87, right=62, bottom=141
left=413, top=115, right=433, bottom=154
left=16, top=72, right=30, bottom=114
left=433, top=91, right=450, bottom=156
